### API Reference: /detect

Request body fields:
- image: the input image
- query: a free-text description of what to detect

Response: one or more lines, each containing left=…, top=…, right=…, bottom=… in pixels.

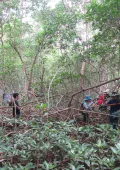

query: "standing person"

left=82, top=95, right=94, bottom=123
left=12, top=93, right=21, bottom=118
left=107, top=92, right=120, bottom=129
left=97, top=93, right=106, bottom=106
left=97, top=89, right=109, bottom=111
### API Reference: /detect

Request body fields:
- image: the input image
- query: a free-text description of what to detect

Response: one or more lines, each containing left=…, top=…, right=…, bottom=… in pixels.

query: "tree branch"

left=68, top=76, right=120, bottom=107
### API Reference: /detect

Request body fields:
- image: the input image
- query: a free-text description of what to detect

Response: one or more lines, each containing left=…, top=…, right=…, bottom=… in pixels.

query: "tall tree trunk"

left=27, top=47, right=40, bottom=91
left=0, top=21, right=5, bottom=93
left=75, top=61, right=86, bottom=108
left=20, top=0, right=28, bottom=93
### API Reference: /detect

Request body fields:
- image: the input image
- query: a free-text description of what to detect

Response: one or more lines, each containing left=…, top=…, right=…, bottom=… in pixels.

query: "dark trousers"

left=13, top=112, right=21, bottom=118
left=82, top=112, right=88, bottom=123
left=110, top=113, right=119, bottom=129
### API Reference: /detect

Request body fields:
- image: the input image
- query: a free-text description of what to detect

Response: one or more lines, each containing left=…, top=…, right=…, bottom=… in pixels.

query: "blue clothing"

left=107, top=99, right=120, bottom=129
left=83, top=101, right=93, bottom=110
left=82, top=101, right=93, bottom=123
left=107, top=99, right=120, bottom=114
left=84, top=95, right=92, bottom=101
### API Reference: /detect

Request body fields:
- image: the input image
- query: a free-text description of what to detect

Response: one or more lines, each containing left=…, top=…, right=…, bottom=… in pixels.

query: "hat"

left=104, top=89, right=109, bottom=93
left=84, top=95, right=92, bottom=101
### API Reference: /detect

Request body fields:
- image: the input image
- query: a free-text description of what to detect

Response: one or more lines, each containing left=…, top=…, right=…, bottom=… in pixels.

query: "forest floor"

left=1, top=105, right=120, bottom=170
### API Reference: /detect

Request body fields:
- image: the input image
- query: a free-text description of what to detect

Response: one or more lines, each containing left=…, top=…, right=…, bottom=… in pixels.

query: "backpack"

left=9, top=101, right=13, bottom=106
left=9, top=95, right=14, bottom=106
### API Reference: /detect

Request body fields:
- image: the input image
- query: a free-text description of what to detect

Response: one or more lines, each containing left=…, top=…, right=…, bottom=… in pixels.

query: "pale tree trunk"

left=78, top=61, right=86, bottom=92
left=99, top=59, right=108, bottom=93
left=75, top=0, right=91, bottom=107
left=20, top=0, right=28, bottom=93
left=0, top=21, right=5, bottom=93
left=75, top=61, right=86, bottom=108
left=9, top=0, right=28, bottom=93
left=20, top=0, right=27, bottom=92
left=10, top=40, right=41, bottom=98
left=39, top=63, right=45, bottom=95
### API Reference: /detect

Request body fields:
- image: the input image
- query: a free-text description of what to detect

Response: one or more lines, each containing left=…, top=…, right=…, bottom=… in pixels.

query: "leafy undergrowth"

left=0, top=117, right=120, bottom=170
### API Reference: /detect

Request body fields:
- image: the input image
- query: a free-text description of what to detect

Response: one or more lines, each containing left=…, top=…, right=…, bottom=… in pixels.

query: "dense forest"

left=0, top=0, right=120, bottom=169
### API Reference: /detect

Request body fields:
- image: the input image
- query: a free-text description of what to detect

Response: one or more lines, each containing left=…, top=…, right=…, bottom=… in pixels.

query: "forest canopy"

left=0, top=0, right=119, bottom=106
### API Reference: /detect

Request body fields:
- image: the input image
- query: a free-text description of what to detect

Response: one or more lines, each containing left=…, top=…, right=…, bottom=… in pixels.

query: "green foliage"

left=85, top=0, right=120, bottom=61
left=38, top=1, right=81, bottom=50
left=52, top=71, right=80, bottom=88
left=34, top=103, right=47, bottom=113
left=0, top=118, right=120, bottom=169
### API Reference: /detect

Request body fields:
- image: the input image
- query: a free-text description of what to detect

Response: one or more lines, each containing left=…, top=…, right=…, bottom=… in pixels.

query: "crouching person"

left=82, top=95, right=94, bottom=123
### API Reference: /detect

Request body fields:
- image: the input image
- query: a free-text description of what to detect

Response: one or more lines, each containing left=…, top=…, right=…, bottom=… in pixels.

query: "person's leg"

left=109, top=114, right=114, bottom=128
left=16, top=112, right=21, bottom=119
left=16, top=112, right=21, bottom=127
left=82, top=113, right=86, bottom=123
left=82, top=112, right=89, bottom=123
left=113, top=117, right=119, bottom=129
left=110, top=113, right=118, bottom=129
left=13, top=112, right=15, bottom=118
left=86, top=113, right=89, bottom=123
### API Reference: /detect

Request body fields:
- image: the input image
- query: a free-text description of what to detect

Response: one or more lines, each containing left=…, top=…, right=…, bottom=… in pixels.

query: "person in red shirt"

left=97, top=94, right=106, bottom=105
left=97, top=89, right=109, bottom=105
left=97, top=89, right=109, bottom=111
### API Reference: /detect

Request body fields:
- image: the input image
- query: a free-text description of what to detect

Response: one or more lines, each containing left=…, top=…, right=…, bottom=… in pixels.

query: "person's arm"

left=107, top=103, right=120, bottom=106
left=107, top=100, right=112, bottom=106
left=106, top=100, right=120, bottom=106
left=16, top=105, right=21, bottom=110
left=107, top=103, right=116, bottom=106
left=83, top=102, right=93, bottom=110
left=14, top=100, right=21, bottom=110
left=83, top=102, right=89, bottom=110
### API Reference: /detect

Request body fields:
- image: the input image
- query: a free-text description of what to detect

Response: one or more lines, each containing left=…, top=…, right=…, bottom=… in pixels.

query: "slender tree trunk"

left=20, top=0, right=28, bottom=93
left=0, top=22, right=5, bottom=93
left=39, top=63, right=45, bottom=94
left=75, top=61, right=86, bottom=108
left=28, top=47, right=41, bottom=91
